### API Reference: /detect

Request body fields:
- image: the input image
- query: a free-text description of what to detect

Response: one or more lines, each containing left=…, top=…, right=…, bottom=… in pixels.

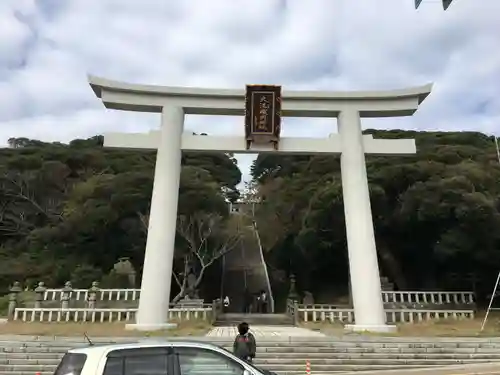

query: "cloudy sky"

left=1, top=0, right=499, bottom=181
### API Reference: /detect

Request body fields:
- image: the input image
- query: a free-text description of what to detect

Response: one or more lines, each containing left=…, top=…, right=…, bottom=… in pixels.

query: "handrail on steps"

left=252, top=220, right=275, bottom=313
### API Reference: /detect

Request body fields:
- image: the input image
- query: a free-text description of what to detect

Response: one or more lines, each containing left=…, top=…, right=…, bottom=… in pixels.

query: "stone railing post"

left=61, top=281, right=72, bottom=309
left=293, top=299, right=299, bottom=326
left=87, top=281, right=100, bottom=309
left=285, top=299, right=291, bottom=317
left=34, top=282, right=47, bottom=309
left=211, top=299, right=217, bottom=324
left=211, top=298, right=222, bottom=324
left=8, top=282, right=22, bottom=319
left=285, top=298, right=299, bottom=326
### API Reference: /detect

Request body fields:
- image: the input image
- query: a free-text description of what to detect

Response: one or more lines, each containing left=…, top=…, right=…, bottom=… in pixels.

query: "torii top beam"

left=88, top=75, right=432, bottom=118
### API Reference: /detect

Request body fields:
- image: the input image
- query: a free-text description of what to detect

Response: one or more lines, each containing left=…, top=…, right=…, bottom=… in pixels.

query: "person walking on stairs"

left=243, top=289, right=253, bottom=313
left=259, top=290, right=268, bottom=313
left=223, top=295, right=230, bottom=312
left=233, top=322, right=256, bottom=363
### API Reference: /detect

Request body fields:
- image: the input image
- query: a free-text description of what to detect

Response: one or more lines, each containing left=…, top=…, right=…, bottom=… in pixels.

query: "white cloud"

left=1, top=0, right=499, bottom=183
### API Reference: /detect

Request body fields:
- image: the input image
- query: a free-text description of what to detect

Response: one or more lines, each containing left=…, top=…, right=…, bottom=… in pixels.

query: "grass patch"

left=0, top=320, right=212, bottom=337
left=300, top=311, right=500, bottom=337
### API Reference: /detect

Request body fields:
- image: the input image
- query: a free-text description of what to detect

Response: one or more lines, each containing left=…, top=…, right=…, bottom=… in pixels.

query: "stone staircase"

left=221, top=268, right=246, bottom=313
left=213, top=313, right=293, bottom=326
left=222, top=224, right=272, bottom=313
left=2, top=336, right=500, bottom=375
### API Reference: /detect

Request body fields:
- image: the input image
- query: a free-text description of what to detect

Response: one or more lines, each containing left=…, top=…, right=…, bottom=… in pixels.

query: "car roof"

left=69, top=340, right=225, bottom=356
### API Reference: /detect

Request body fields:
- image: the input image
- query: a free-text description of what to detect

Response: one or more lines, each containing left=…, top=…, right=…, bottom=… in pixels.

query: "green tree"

left=0, top=136, right=240, bottom=296
left=251, top=130, right=500, bottom=302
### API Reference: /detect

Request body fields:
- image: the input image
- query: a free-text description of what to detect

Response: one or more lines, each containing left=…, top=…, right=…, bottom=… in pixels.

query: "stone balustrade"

left=44, top=287, right=141, bottom=301
left=5, top=280, right=476, bottom=327
left=4, top=281, right=215, bottom=323
left=381, top=291, right=474, bottom=305
left=384, top=309, right=475, bottom=323
left=299, top=306, right=354, bottom=323
left=299, top=305, right=475, bottom=324
left=13, top=307, right=212, bottom=323
left=40, top=287, right=474, bottom=306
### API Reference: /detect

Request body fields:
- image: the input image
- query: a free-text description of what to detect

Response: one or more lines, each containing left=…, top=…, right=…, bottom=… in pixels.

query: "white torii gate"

left=415, top=0, right=455, bottom=10
left=88, top=75, right=432, bottom=332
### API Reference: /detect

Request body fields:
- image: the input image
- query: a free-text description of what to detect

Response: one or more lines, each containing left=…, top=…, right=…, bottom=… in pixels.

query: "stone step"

left=5, top=346, right=500, bottom=354
left=214, top=319, right=294, bottom=325
left=7, top=340, right=500, bottom=348
left=0, top=373, right=345, bottom=375
left=2, top=358, right=500, bottom=368
left=258, top=346, right=500, bottom=351
left=0, top=372, right=345, bottom=375
left=215, top=314, right=291, bottom=321
left=3, top=342, right=500, bottom=350
left=0, top=363, right=454, bottom=372
left=0, top=372, right=340, bottom=375
left=1, top=348, right=72, bottom=353
left=235, top=339, right=500, bottom=351
left=0, top=359, right=60, bottom=369
left=4, top=338, right=500, bottom=375
left=251, top=345, right=500, bottom=351
left=0, top=355, right=61, bottom=360
left=6, top=335, right=500, bottom=341
left=0, top=373, right=343, bottom=375
left=7, top=341, right=500, bottom=348
left=8, top=349, right=500, bottom=357
left=213, top=322, right=294, bottom=327
left=4, top=352, right=500, bottom=362
left=6, top=337, right=500, bottom=345
left=236, top=346, right=500, bottom=353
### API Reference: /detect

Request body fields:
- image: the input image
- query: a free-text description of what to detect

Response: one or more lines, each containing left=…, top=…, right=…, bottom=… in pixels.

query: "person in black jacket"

left=232, top=322, right=256, bottom=362
left=243, top=289, right=253, bottom=313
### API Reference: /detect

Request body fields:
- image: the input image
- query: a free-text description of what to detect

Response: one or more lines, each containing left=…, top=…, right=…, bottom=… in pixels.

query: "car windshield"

left=53, top=353, right=87, bottom=375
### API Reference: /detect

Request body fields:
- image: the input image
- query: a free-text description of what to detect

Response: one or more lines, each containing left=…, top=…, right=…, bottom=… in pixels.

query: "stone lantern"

left=87, top=281, right=100, bottom=309
left=287, top=274, right=299, bottom=302
left=61, top=281, right=72, bottom=309
left=8, top=282, right=22, bottom=319
left=34, top=282, right=47, bottom=309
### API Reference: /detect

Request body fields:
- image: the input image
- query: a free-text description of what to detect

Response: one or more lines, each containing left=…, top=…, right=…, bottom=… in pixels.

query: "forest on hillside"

left=0, top=136, right=241, bottom=301
left=250, top=130, right=500, bottom=303
left=1, top=131, right=499, bottom=304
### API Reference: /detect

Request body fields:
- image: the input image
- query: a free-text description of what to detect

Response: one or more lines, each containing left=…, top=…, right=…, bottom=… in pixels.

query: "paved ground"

left=205, top=325, right=327, bottom=338
left=339, top=362, right=500, bottom=375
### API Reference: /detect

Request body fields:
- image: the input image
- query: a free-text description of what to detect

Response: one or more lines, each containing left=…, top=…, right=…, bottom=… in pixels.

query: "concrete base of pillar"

left=344, top=324, right=397, bottom=333
left=0, top=318, right=7, bottom=324
left=125, top=322, right=177, bottom=331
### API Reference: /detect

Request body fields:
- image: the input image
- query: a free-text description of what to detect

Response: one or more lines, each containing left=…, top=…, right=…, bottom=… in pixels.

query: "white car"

left=54, top=340, right=275, bottom=375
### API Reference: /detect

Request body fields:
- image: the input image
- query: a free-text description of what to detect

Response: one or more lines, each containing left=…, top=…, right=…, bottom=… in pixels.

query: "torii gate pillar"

left=88, top=75, right=432, bottom=332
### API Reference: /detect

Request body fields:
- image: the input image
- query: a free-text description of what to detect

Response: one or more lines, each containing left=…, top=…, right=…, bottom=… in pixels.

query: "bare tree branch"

left=3, top=175, right=49, bottom=218
left=172, top=270, right=182, bottom=288
left=135, top=210, right=243, bottom=304
left=171, top=255, right=193, bottom=303
left=173, top=212, right=243, bottom=303
left=137, top=212, right=149, bottom=234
